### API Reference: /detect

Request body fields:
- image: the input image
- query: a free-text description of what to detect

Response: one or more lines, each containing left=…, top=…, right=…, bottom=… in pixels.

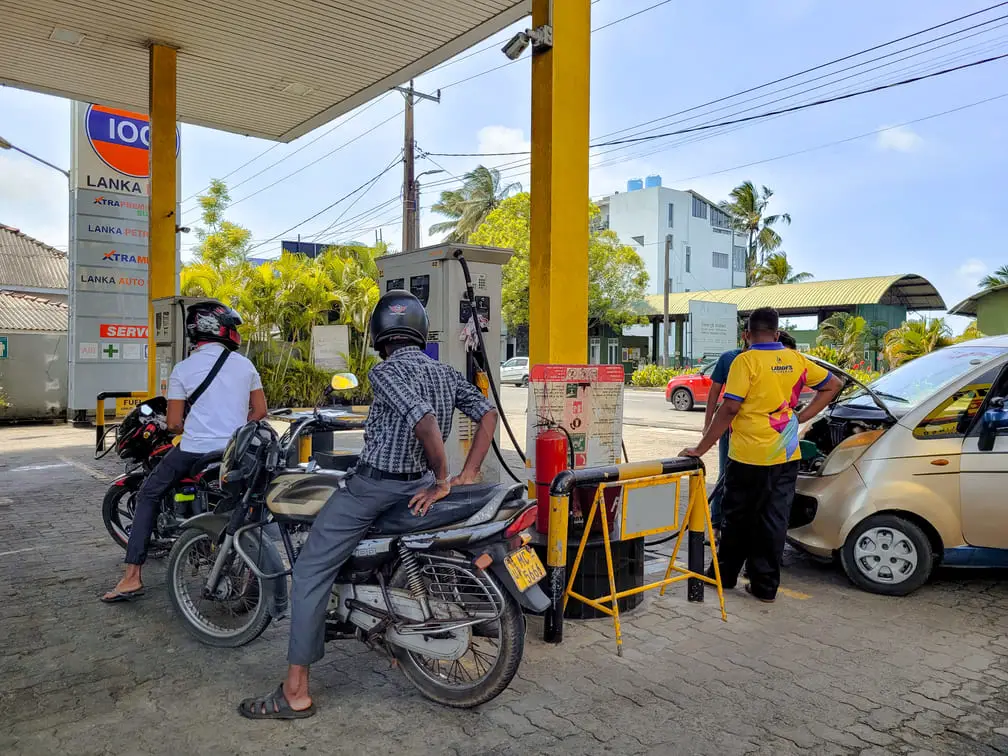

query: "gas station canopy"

left=2, top=0, right=530, bottom=141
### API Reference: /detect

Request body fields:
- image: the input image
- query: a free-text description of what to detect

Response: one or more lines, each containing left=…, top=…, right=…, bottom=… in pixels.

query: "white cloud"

left=476, top=125, right=530, bottom=158
left=875, top=125, right=924, bottom=153
left=956, top=258, right=987, bottom=281
left=0, top=151, right=69, bottom=249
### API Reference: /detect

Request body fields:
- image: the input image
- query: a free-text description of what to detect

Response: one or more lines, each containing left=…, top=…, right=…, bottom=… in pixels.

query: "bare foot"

left=102, top=576, right=143, bottom=601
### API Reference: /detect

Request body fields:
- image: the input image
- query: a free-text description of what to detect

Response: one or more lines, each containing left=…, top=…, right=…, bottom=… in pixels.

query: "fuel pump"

left=151, top=295, right=204, bottom=396
left=377, top=244, right=512, bottom=484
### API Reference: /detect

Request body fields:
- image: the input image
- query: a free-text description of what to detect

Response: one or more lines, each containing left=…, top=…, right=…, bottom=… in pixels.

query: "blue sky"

left=2, top=0, right=1006, bottom=331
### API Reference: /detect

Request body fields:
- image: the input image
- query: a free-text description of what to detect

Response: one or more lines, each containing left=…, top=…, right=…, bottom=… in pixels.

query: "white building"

left=594, top=177, right=747, bottom=296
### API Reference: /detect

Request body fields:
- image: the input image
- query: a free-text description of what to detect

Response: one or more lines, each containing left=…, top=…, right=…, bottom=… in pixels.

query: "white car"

left=500, top=357, right=530, bottom=387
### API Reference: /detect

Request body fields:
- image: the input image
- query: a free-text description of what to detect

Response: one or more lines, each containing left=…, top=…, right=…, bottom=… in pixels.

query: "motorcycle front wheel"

left=166, top=529, right=272, bottom=648
left=389, top=564, right=526, bottom=709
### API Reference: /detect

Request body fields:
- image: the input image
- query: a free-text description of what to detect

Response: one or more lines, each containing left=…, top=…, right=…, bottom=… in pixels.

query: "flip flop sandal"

left=238, top=684, right=315, bottom=720
left=100, top=588, right=145, bottom=603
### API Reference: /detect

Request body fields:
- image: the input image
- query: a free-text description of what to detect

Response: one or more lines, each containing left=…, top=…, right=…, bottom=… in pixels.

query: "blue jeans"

left=708, top=432, right=730, bottom=530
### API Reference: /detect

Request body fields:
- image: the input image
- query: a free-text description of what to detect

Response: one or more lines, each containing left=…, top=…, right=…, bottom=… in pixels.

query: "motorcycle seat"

left=187, top=449, right=223, bottom=477
left=369, top=482, right=526, bottom=536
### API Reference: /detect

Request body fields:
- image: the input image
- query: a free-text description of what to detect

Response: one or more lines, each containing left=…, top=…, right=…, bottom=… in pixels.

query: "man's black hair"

left=746, top=307, right=779, bottom=335
left=778, top=330, right=797, bottom=349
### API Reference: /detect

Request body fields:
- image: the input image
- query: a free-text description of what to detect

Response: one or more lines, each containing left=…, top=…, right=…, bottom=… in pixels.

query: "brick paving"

left=2, top=423, right=1008, bottom=755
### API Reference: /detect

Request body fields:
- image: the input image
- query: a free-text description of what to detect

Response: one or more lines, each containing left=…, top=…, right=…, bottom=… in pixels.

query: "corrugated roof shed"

left=0, top=292, right=68, bottom=332
left=0, top=224, right=69, bottom=292
left=639, top=274, right=945, bottom=318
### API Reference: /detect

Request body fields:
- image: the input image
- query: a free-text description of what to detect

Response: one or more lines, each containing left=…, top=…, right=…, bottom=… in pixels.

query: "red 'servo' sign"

left=100, top=324, right=148, bottom=339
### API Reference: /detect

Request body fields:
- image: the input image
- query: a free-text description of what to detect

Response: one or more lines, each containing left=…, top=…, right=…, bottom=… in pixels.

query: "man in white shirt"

left=102, top=301, right=267, bottom=603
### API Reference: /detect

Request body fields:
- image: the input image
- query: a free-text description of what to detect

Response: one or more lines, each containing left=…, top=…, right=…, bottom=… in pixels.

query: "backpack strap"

left=184, top=348, right=231, bottom=413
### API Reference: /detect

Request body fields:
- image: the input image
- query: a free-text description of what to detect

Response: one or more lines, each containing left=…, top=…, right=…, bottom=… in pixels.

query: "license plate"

left=504, top=546, right=546, bottom=593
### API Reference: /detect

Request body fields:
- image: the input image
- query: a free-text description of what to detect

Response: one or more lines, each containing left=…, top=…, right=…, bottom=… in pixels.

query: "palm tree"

left=429, top=165, right=521, bottom=242
left=979, top=265, right=1008, bottom=290
left=719, top=181, right=791, bottom=286
left=753, top=252, right=812, bottom=286
left=817, top=313, right=866, bottom=368
left=883, top=319, right=953, bottom=368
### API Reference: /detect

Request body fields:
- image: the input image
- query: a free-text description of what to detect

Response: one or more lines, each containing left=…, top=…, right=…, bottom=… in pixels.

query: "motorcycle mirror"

left=331, top=373, right=359, bottom=392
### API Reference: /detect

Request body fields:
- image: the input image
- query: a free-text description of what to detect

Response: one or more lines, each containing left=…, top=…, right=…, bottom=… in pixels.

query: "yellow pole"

left=532, top=0, right=591, bottom=648
left=687, top=471, right=707, bottom=601
left=147, top=44, right=178, bottom=397
left=529, top=0, right=591, bottom=366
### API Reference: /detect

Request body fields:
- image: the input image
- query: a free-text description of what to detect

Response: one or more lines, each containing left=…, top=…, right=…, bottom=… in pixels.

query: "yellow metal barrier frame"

left=563, top=468, right=726, bottom=656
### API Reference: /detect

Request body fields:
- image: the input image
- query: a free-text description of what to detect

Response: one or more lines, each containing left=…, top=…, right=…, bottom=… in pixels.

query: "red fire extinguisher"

left=535, top=428, right=569, bottom=534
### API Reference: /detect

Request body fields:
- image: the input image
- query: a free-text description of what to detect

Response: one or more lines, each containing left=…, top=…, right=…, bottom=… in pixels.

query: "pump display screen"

left=386, top=278, right=405, bottom=292
left=409, top=275, right=430, bottom=306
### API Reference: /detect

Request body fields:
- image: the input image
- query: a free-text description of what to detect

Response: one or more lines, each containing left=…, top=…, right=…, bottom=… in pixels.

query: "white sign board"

left=311, top=324, right=350, bottom=372
left=688, top=300, right=738, bottom=363
left=67, top=102, right=180, bottom=411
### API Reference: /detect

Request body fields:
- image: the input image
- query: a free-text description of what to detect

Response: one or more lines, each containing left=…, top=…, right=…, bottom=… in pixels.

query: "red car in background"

left=665, top=359, right=817, bottom=411
left=665, top=362, right=717, bottom=411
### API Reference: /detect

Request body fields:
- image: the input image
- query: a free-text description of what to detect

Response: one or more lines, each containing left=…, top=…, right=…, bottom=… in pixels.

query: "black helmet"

left=185, top=300, right=242, bottom=351
left=369, top=290, right=428, bottom=354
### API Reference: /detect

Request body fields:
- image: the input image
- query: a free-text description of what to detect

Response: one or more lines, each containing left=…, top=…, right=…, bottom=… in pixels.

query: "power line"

left=244, top=154, right=403, bottom=254
left=434, top=0, right=677, bottom=90
left=422, top=50, right=1008, bottom=159
left=180, top=93, right=393, bottom=206
left=184, top=110, right=401, bottom=218
left=307, top=150, right=403, bottom=241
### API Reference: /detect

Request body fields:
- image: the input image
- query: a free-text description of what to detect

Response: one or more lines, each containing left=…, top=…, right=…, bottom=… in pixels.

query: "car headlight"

left=820, top=429, right=884, bottom=476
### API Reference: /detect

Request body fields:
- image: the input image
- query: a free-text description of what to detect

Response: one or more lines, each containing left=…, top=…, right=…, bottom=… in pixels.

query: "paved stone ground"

left=2, top=423, right=1008, bottom=755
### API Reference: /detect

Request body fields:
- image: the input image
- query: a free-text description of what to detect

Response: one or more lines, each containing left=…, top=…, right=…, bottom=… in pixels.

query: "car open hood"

left=807, top=357, right=899, bottom=424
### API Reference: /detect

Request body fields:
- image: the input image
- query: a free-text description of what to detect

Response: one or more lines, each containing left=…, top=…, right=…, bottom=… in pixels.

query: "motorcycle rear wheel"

left=167, top=529, right=272, bottom=648
left=389, top=565, right=526, bottom=709
left=102, top=481, right=139, bottom=550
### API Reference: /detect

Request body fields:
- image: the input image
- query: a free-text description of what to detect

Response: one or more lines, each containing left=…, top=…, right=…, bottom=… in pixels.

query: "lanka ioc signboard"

left=67, top=102, right=180, bottom=412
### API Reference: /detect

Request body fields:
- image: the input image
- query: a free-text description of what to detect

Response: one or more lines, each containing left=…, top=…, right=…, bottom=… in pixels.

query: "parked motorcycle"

left=166, top=374, right=550, bottom=708
left=98, top=396, right=226, bottom=554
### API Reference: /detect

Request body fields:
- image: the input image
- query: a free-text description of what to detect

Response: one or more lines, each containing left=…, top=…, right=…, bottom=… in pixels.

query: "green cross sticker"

left=101, top=343, right=120, bottom=360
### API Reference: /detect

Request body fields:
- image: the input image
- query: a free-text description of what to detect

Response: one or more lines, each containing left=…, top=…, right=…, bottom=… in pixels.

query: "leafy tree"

left=883, top=318, right=953, bottom=368
left=192, top=178, right=252, bottom=269
left=817, top=313, right=866, bottom=368
left=429, top=165, right=521, bottom=242
left=753, top=252, right=811, bottom=286
left=469, top=193, right=649, bottom=330
left=719, top=181, right=791, bottom=286
left=979, top=265, right=1008, bottom=290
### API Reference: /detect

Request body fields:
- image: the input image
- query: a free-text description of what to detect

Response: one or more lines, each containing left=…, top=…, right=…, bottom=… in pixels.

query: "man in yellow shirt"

left=681, top=308, right=842, bottom=602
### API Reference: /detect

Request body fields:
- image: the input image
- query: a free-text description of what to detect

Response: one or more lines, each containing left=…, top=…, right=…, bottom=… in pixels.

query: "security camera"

left=501, top=32, right=530, bottom=61
left=175, top=225, right=191, bottom=234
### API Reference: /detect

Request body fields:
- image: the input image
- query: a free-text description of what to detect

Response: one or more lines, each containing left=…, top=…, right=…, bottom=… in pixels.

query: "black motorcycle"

left=166, top=396, right=550, bottom=709
left=98, top=397, right=225, bottom=554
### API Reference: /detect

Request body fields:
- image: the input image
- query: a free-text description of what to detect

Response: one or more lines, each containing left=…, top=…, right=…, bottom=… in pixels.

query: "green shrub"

left=630, top=364, right=699, bottom=387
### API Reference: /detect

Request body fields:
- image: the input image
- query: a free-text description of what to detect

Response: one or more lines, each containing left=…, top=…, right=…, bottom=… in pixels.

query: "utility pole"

left=394, top=80, right=440, bottom=252
left=663, top=234, right=672, bottom=367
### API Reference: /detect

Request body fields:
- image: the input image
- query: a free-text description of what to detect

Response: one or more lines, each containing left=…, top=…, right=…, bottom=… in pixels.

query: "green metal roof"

left=639, top=274, right=945, bottom=319
left=948, top=283, right=1008, bottom=317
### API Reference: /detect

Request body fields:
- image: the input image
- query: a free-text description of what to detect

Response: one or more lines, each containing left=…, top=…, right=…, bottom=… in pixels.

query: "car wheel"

left=520, top=375, right=529, bottom=388
left=840, top=514, right=933, bottom=596
left=670, top=388, right=693, bottom=412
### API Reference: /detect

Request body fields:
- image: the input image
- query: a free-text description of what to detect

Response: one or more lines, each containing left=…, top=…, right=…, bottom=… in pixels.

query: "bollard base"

left=533, top=536, right=644, bottom=620
left=687, top=529, right=705, bottom=602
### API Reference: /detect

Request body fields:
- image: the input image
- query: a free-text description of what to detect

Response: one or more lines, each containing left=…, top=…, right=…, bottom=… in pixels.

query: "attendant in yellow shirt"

left=680, top=308, right=842, bottom=602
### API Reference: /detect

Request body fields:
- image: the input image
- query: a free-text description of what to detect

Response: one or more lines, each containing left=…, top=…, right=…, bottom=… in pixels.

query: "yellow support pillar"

left=529, top=0, right=591, bottom=366
left=147, top=44, right=178, bottom=396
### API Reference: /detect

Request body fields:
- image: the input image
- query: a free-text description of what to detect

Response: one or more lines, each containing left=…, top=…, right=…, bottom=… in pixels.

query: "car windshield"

left=843, top=346, right=1006, bottom=410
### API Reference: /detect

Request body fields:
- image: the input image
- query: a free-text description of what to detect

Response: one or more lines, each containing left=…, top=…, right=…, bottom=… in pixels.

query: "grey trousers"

left=287, top=470, right=433, bottom=666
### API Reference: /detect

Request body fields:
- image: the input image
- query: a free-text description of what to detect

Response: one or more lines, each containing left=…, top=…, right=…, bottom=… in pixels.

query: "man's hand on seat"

left=450, top=468, right=481, bottom=487
left=409, top=480, right=451, bottom=517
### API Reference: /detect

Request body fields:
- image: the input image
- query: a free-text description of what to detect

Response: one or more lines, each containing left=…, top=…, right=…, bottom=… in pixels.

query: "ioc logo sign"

left=85, top=104, right=180, bottom=178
